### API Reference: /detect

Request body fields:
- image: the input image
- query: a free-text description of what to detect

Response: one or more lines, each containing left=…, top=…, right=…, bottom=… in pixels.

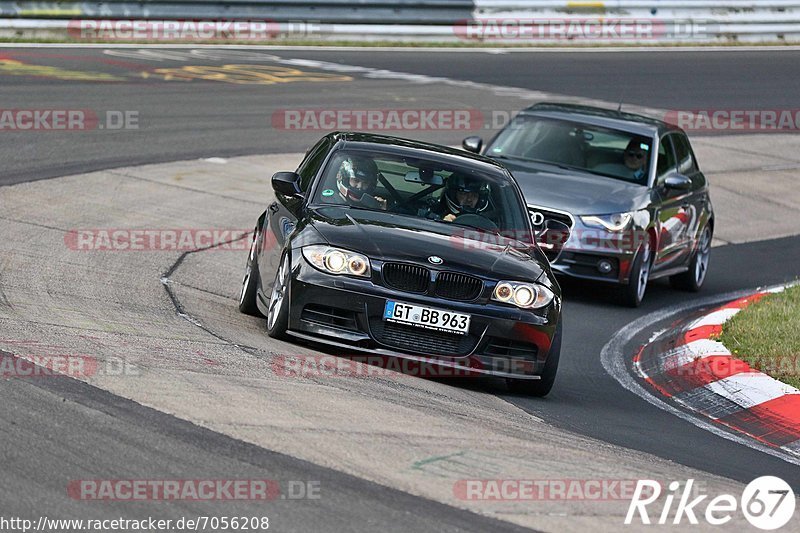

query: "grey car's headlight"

left=492, top=281, right=554, bottom=309
left=302, top=245, right=371, bottom=278
left=580, top=212, right=634, bottom=232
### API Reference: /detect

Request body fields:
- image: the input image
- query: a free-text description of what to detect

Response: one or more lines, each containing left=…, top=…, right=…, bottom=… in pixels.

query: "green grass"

left=717, top=284, right=800, bottom=390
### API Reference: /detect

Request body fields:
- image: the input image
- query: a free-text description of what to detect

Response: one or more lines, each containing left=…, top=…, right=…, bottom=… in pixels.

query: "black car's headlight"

left=492, top=281, right=554, bottom=309
left=302, top=245, right=371, bottom=278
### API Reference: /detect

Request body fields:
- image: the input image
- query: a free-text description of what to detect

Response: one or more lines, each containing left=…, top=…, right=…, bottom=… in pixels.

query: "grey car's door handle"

left=269, top=203, right=279, bottom=213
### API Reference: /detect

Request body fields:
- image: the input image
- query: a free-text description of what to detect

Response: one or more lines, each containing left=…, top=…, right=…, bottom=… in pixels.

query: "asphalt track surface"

left=2, top=46, right=800, bottom=185
left=0, top=351, right=530, bottom=533
left=2, top=46, right=800, bottom=530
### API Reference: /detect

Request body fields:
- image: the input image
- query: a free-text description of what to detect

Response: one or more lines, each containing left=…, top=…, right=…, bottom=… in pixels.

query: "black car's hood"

left=308, top=206, right=545, bottom=282
left=501, top=161, right=650, bottom=215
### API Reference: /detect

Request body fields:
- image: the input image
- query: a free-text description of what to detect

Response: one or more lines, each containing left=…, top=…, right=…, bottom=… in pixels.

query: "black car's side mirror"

left=536, top=219, right=571, bottom=262
left=272, top=171, right=303, bottom=197
left=663, top=173, right=691, bottom=191
left=462, top=136, right=483, bottom=154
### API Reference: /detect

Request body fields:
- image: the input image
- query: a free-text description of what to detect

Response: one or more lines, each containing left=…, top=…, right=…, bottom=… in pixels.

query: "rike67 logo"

left=626, top=477, right=795, bottom=530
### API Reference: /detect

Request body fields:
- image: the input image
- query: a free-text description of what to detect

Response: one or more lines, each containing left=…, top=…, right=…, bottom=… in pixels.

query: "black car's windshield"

left=311, top=149, right=532, bottom=242
left=486, top=115, right=653, bottom=186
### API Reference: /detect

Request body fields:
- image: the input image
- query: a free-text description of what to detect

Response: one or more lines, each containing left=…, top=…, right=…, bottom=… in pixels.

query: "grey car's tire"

left=670, top=224, right=712, bottom=292
left=507, top=318, right=562, bottom=397
left=620, top=241, right=651, bottom=308
left=238, top=228, right=263, bottom=317
left=266, top=252, right=291, bottom=339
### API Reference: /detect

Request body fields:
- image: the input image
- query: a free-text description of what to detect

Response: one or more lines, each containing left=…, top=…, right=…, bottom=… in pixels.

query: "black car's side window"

left=296, top=139, right=330, bottom=192
left=672, top=134, right=698, bottom=175
left=656, top=135, right=677, bottom=182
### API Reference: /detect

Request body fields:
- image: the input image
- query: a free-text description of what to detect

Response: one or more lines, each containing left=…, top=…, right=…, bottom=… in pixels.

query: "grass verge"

left=717, top=284, right=800, bottom=390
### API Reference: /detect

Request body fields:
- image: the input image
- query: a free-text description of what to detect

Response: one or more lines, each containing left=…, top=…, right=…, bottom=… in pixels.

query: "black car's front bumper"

left=284, top=253, right=560, bottom=380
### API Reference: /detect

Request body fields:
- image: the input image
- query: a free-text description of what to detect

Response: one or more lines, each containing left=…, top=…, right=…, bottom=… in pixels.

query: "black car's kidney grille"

left=529, top=207, right=574, bottom=230
left=435, top=272, right=483, bottom=301
left=382, top=263, right=429, bottom=293
left=369, top=318, right=478, bottom=357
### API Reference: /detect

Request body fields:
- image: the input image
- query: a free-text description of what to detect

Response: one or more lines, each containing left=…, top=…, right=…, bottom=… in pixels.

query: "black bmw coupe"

left=238, top=132, right=567, bottom=396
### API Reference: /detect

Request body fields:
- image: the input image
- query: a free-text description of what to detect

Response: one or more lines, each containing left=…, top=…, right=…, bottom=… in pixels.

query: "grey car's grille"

left=435, top=272, right=483, bottom=301
left=369, top=318, right=477, bottom=357
left=382, top=263, right=429, bottom=293
left=528, top=207, right=574, bottom=231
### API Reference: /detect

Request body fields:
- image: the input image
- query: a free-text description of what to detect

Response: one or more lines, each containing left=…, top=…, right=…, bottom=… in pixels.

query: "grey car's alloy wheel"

left=238, top=228, right=263, bottom=317
left=670, top=224, right=712, bottom=292
left=620, top=241, right=651, bottom=308
left=267, top=253, right=290, bottom=339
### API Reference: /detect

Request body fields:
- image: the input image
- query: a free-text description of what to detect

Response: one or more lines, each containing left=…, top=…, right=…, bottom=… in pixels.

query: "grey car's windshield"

left=311, top=149, right=533, bottom=242
left=486, top=116, right=653, bottom=186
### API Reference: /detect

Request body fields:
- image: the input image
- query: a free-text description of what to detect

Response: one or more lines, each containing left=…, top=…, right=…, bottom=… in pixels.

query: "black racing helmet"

left=336, top=155, right=379, bottom=204
left=444, top=173, right=490, bottom=215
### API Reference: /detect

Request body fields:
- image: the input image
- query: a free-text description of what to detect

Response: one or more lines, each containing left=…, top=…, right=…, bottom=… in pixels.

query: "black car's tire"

left=670, top=224, right=712, bottom=292
left=238, top=228, right=263, bottom=317
left=266, top=252, right=291, bottom=339
left=619, top=241, right=651, bottom=308
left=507, top=319, right=562, bottom=397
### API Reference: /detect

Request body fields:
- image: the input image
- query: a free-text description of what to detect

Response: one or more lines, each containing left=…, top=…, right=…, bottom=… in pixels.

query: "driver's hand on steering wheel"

left=376, top=196, right=388, bottom=210
left=443, top=213, right=456, bottom=222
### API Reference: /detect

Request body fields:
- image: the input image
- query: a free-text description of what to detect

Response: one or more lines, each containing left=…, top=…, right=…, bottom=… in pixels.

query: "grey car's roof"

left=519, top=102, right=681, bottom=137
left=331, top=131, right=512, bottom=177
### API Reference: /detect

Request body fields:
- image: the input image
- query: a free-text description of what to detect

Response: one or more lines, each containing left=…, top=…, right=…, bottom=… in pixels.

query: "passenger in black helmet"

left=335, top=155, right=388, bottom=210
left=441, top=174, right=490, bottom=222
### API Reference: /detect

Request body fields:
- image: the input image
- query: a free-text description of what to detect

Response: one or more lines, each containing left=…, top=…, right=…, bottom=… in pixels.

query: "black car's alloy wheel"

left=267, top=252, right=291, bottom=339
left=620, top=241, right=651, bottom=308
left=238, top=228, right=263, bottom=317
left=670, top=224, right=712, bottom=292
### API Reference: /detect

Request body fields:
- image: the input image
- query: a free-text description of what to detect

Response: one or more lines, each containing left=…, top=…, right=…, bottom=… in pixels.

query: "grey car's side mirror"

left=272, top=171, right=303, bottom=197
left=536, top=219, right=571, bottom=262
left=663, top=174, right=691, bottom=191
left=462, top=136, right=483, bottom=154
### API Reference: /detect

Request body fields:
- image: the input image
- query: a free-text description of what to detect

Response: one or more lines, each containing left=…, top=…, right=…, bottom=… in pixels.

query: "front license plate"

left=383, top=301, right=471, bottom=335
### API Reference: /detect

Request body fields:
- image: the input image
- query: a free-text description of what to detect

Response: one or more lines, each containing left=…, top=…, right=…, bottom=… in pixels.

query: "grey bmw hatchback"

left=463, top=103, right=713, bottom=307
